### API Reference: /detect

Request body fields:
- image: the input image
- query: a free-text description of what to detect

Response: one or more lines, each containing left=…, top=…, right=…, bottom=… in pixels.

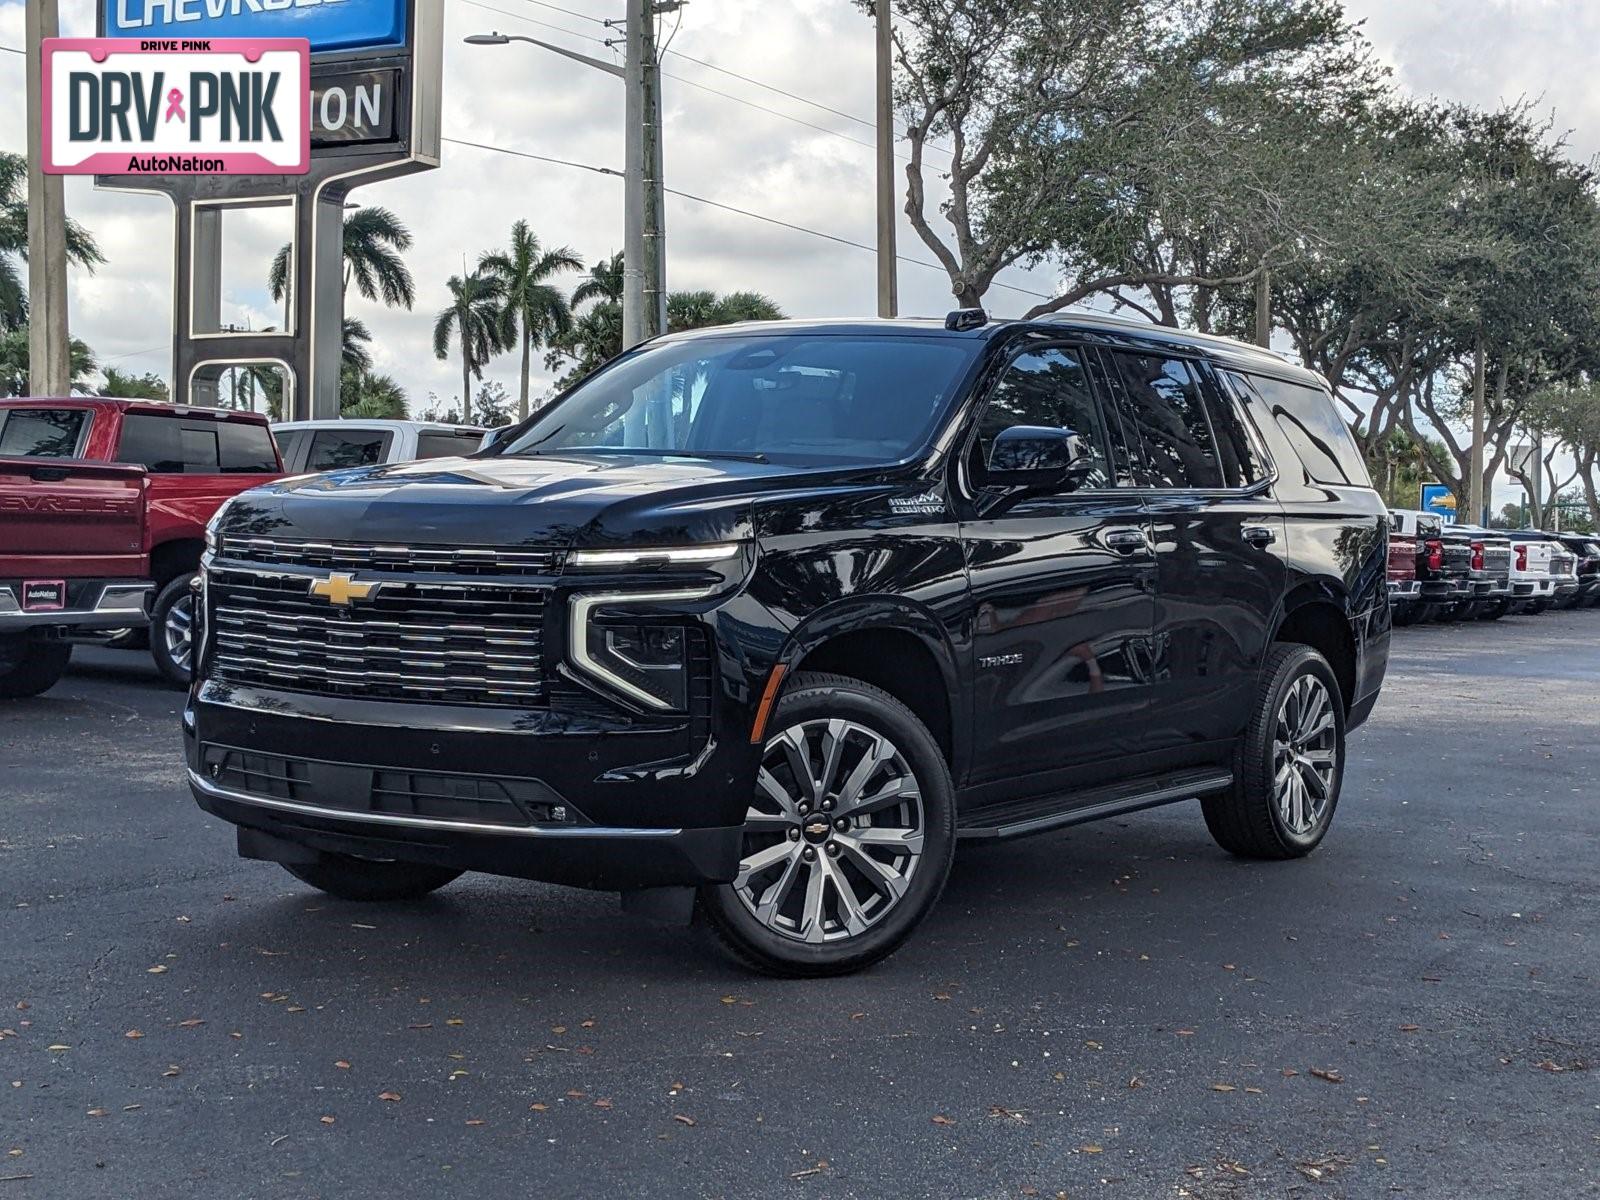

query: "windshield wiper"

left=588, top=447, right=770, bottom=464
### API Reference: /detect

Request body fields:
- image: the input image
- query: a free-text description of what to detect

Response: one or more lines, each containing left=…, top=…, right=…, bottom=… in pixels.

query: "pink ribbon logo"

left=164, top=88, right=185, bottom=123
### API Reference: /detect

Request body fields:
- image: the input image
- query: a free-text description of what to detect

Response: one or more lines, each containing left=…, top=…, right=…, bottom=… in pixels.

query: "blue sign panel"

left=1420, top=483, right=1458, bottom=524
left=104, top=0, right=408, bottom=53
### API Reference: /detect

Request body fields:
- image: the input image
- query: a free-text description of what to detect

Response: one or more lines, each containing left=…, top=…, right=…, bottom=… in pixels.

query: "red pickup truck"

left=0, top=398, right=282, bottom=696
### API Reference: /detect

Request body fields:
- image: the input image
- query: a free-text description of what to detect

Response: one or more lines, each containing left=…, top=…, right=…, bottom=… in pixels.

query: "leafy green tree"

left=340, top=369, right=408, bottom=420
left=472, top=379, right=514, bottom=428
left=0, top=328, right=97, bottom=397
left=0, top=152, right=105, bottom=330
left=479, top=221, right=582, bottom=421
left=433, top=271, right=508, bottom=410
left=269, top=205, right=415, bottom=310
left=99, top=367, right=169, bottom=403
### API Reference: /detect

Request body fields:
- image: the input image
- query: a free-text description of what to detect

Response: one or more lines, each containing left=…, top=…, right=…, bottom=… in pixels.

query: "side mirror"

left=984, top=425, right=1093, bottom=491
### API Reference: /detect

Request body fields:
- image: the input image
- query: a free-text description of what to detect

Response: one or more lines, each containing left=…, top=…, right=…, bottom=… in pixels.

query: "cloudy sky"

left=4, top=0, right=1600, bottom=437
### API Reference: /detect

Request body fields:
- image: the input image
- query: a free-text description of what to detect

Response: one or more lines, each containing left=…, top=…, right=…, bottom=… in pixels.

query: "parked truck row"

left=1386, top=508, right=1599, bottom=623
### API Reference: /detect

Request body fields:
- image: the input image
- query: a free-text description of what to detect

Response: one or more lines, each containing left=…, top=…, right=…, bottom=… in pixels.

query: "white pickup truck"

left=270, top=420, right=487, bottom=473
left=1504, top=531, right=1560, bottom=613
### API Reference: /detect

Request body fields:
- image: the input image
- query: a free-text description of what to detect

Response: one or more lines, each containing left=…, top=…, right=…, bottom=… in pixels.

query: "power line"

left=458, top=0, right=952, bottom=162
left=441, top=135, right=1053, bottom=302
left=0, top=44, right=25, bottom=55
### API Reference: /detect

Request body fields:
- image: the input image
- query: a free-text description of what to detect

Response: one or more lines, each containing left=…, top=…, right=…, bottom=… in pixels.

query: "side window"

left=1203, top=380, right=1267, bottom=488
left=974, top=346, right=1113, bottom=490
left=0, top=408, right=88, bottom=458
left=117, top=414, right=220, bottom=473
left=1107, top=352, right=1224, bottom=489
left=218, top=422, right=279, bottom=473
left=271, top=430, right=307, bottom=471
left=305, top=428, right=389, bottom=470
left=1248, top=374, right=1370, bottom=488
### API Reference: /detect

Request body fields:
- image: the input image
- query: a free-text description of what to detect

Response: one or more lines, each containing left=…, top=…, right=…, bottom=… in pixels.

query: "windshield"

left=499, top=333, right=978, bottom=466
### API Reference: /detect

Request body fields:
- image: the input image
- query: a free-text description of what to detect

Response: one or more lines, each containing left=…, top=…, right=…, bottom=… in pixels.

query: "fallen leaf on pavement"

left=931, top=1114, right=955, bottom=1127
left=673, top=1114, right=697, bottom=1126
left=378, top=1092, right=401, bottom=1102
left=1309, top=1068, right=1344, bottom=1084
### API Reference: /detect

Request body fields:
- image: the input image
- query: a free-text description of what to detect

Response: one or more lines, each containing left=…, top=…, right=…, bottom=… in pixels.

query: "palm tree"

left=268, top=205, right=416, bottom=310
left=478, top=221, right=582, bottom=421
left=548, top=259, right=785, bottom=390
left=341, top=316, right=373, bottom=375
left=0, top=152, right=105, bottom=330
left=340, top=370, right=408, bottom=419
left=433, top=271, right=507, bottom=410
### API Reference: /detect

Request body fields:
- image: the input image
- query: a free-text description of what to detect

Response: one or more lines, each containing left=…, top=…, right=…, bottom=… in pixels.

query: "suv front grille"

left=218, top=535, right=562, bottom=577
left=207, top=560, right=549, bottom=708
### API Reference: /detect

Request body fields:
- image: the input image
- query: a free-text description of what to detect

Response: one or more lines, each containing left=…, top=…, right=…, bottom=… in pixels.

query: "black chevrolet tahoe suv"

left=186, top=312, right=1390, bottom=976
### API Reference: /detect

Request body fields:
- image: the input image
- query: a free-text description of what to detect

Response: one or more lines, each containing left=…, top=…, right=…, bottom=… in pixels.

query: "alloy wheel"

left=732, top=718, right=925, bottom=944
left=164, top=594, right=193, bottom=675
left=1272, top=674, right=1337, bottom=835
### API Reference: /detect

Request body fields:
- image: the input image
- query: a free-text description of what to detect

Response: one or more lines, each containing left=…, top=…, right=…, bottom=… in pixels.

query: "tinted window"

left=976, top=346, right=1112, bottom=489
left=306, top=428, right=389, bottom=470
left=218, top=421, right=279, bottom=473
left=501, top=334, right=978, bottom=467
left=0, top=408, right=88, bottom=458
left=117, top=413, right=221, bottom=473
left=1249, top=374, right=1370, bottom=487
left=416, top=431, right=483, bottom=460
left=1109, top=353, right=1224, bottom=489
left=1204, top=386, right=1267, bottom=488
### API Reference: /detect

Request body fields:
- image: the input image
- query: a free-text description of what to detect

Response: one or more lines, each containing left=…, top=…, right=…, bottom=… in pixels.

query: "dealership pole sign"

left=76, top=0, right=442, bottom=420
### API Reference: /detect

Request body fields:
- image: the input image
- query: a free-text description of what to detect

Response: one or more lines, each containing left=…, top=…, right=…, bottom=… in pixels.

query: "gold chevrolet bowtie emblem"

left=307, top=572, right=380, bottom=606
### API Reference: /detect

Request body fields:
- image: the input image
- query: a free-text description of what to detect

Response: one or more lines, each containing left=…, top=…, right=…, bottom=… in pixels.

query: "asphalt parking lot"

left=4, top=616, right=1598, bottom=1199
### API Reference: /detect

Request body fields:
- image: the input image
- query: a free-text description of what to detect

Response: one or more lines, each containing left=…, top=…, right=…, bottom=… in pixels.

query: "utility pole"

left=26, top=0, right=71, bottom=396
left=1468, top=334, right=1486, bottom=526
left=623, top=0, right=668, bottom=348
left=874, top=0, right=898, bottom=318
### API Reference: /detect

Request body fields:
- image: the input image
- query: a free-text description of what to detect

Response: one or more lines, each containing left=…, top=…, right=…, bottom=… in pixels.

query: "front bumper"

left=190, top=769, right=742, bottom=891
left=0, top=579, right=151, bottom=631
left=183, top=682, right=758, bottom=891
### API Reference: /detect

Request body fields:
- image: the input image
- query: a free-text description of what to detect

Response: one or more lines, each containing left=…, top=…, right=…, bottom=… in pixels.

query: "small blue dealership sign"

left=103, top=0, right=409, bottom=54
left=1420, top=483, right=1458, bottom=524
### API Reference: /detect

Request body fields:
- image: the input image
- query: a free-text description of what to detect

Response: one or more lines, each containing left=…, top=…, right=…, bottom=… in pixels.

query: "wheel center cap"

left=801, top=818, right=831, bottom=844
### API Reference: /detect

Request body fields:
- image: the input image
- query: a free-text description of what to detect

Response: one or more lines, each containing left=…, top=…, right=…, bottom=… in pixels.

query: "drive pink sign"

left=42, top=38, right=309, bottom=175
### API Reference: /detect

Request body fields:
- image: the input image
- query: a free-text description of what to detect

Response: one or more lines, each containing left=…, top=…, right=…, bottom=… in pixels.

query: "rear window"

left=115, top=412, right=274, bottom=474
left=219, top=421, right=279, bottom=473
left=1249, top=375, right=1370, bottom=487
left=0, top=408, right=88, bottom=458
left=416, top=430, right=483, bottom=460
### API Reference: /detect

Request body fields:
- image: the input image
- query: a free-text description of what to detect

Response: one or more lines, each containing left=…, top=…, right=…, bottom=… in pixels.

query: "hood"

left=217, top=452, right=851, bottom=550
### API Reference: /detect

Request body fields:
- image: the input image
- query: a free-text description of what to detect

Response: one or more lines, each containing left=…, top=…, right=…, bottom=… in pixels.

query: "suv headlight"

left=570, top=588, right=711, bottom=712
left=567, top=544, right=740, bottom=570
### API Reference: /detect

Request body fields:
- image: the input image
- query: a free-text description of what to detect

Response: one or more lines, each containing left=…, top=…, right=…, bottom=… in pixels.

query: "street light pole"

left=26, top=0, right=71, bottom=396
left=466, top=16, right=667, bottom=351
left=874, top=0, right=898, bottom=319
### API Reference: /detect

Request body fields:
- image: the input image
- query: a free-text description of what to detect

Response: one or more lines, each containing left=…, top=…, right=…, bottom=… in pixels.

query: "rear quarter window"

left=1248, top=375, right=1371, bottom=488
left=218, top=421, right=279, bottom=473
left=0, top=408, right=88, bottom=458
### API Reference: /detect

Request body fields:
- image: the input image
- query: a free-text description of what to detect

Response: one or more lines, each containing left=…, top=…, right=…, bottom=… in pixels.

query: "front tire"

left=149, top=574, right=197, bottom=689
left=0, top=636, right=73, bottom=699
left=698, top=672, right=956, bottom=977
left=283, top=856, right=463, bottom=902
left=1203, top=644, right=1345, bottom=860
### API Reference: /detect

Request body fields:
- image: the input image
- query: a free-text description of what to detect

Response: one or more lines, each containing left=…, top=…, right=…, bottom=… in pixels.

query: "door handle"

left=30, top=466, right=69, bottom=482
left=1243, top=525, right=1277, bottom=547
left=1104, top=527, right=1149, bottom=555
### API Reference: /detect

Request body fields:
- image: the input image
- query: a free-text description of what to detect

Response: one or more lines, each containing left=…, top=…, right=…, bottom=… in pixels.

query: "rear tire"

left=149, top=574, right=197, bottom=689
left=284, top=856, right=462, bottom=902
left=0, top=636, right=73, bottom=699
left=1202, top=644, right=1345, bottom=860
left=1478, top=599, right=1510, bottom=621
left=698, top=671, right=956, bottom=977
left=1391, top=603, right=1419, bottom=627
left=1528, top=599, right=1551, bottom=614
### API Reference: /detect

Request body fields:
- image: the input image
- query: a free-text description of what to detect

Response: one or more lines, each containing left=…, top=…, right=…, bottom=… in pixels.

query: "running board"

left=956, top=769, right=1233, bottom=841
